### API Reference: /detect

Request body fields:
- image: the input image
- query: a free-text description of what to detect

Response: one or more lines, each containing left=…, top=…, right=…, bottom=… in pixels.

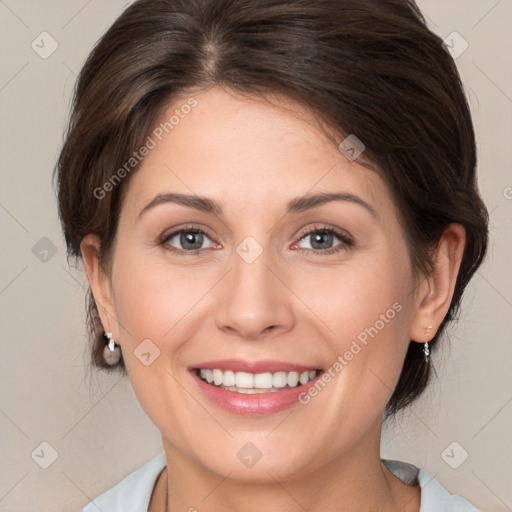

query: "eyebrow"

left=138, top=191, right=378, bottom=219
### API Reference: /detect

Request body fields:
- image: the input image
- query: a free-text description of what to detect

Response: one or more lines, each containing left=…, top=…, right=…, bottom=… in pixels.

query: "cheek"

left=297, top=248, right=414, bottom=403
left=299, top=248, right=412, bottom=346
left=111, top=249, right=208, bottom=341
left=109, top=253, right=200, bottom=425
left=336, top=268, right=410, bottom=350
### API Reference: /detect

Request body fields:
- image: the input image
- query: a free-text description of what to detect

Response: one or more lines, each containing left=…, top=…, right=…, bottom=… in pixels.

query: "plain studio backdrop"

left=0, top=1, right=511, bottom=511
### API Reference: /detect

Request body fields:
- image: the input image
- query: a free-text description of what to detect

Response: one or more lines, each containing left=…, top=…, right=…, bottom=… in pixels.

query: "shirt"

left=80, top=452, right=482, bottom=511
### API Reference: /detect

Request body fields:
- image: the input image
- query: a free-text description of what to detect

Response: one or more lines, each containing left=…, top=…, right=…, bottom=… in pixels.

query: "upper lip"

left=189, top=359, right=322, bottom=374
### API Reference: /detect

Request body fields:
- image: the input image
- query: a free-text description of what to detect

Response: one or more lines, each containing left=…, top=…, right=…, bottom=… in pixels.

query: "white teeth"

left=273, top=371, right=288, bottom=388
left=223, top=370, right=236, bottom=387
left=287, top=372, right=299, bottom=387
left=235, top=371, right=254, bottom=388
left=225, top=387, right=276, bottom=394
left=200, top=369, right=214, bottom=384
left=254, top=372, right=273, bottom=388
left=213, top=369, right=223, bottom=386
left=299, top=371, right=310, bottom=385
left=198, top=368, right=319, bottom=390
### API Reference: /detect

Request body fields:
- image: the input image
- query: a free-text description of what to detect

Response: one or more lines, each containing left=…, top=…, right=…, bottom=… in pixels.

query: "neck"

left=156, top=416, right=420, bottom=512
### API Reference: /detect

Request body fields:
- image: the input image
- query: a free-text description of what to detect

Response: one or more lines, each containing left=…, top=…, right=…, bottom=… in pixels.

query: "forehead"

left=122, top=87, right=390, bottom=220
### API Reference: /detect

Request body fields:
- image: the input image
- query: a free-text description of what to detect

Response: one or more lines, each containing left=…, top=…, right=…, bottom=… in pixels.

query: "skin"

left=81, top=86, right=466, bottom=512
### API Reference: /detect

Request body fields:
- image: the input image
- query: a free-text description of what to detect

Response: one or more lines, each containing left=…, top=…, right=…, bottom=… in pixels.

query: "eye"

left=293, top=225, right=353, bottom=255
left=159, top=224, right=353, bottom=256
left=160, top=226, right=218, bottom=254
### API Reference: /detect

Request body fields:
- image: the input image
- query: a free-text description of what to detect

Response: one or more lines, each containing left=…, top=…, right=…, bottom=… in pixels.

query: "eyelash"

left=159, top=224, right=354, bottom=256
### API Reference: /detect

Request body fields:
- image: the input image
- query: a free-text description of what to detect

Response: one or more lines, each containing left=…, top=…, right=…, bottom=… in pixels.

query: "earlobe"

left=410, top=223, right=466, bottom=343
left=80, top=234, right=117, bottom=337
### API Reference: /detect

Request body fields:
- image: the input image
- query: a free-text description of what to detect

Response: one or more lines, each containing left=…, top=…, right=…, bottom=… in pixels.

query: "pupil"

left=181, top=231, right=202, bottom=250
left=311, top=231, right=332, bottom=250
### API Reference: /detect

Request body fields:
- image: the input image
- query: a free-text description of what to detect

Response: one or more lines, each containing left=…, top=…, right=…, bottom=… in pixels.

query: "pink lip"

left=189, top=359, right=320, bottom=374
left=188, top=363, right=324, bottom=417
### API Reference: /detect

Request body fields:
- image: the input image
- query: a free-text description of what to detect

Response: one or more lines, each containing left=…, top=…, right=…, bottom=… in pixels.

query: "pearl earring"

left=103, top=332, right=121, bottom=365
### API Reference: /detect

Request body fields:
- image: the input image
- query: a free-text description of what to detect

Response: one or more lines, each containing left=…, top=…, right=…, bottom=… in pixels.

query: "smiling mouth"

left=194, top=368, right=322, bottom=394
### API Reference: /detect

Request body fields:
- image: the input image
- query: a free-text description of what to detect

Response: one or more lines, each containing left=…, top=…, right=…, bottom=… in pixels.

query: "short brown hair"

left=55, top=0, right=489, bottom=417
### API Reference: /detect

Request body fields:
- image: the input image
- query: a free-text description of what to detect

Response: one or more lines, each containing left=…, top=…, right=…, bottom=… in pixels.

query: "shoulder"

left=382, top=459, right=482, bottom=512
left=79, top=452, right=167, bottom=512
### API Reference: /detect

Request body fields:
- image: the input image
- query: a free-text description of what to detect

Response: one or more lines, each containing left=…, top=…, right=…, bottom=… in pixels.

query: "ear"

left=410, top=223, right=466, bottom=343
left=80, top=234, right=118, bottom=340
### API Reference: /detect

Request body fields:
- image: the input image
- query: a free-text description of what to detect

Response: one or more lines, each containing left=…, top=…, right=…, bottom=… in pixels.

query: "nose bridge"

left=215, top=235, right=294, bottom=339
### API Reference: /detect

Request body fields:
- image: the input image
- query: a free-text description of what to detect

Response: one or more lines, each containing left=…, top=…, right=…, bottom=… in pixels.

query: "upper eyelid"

left=299, top=224, right=351, bottom=237
left=160, top=225, right=215, bottom=245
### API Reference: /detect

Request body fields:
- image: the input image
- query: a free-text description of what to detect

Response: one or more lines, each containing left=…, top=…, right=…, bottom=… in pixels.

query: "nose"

left=214, top=245, right=295, bottom=341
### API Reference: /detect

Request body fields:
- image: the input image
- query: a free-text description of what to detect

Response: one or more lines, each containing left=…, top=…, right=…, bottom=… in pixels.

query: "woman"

left=55, top=0, right=488, bottom=510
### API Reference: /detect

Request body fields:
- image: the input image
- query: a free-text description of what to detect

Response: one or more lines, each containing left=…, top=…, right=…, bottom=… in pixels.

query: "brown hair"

left=54, top=0, right=489, bottom=418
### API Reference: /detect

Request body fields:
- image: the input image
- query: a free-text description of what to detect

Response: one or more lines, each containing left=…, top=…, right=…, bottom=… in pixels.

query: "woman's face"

left=94, top=86, right=427, bottom=481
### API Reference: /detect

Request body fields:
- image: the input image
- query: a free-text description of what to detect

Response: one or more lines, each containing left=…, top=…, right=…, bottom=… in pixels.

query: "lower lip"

left=190, top=370, right=323, bottom=416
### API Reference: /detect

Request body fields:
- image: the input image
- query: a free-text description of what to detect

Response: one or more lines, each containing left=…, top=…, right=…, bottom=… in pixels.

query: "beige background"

left=0, top=1, right=511, bottom=510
